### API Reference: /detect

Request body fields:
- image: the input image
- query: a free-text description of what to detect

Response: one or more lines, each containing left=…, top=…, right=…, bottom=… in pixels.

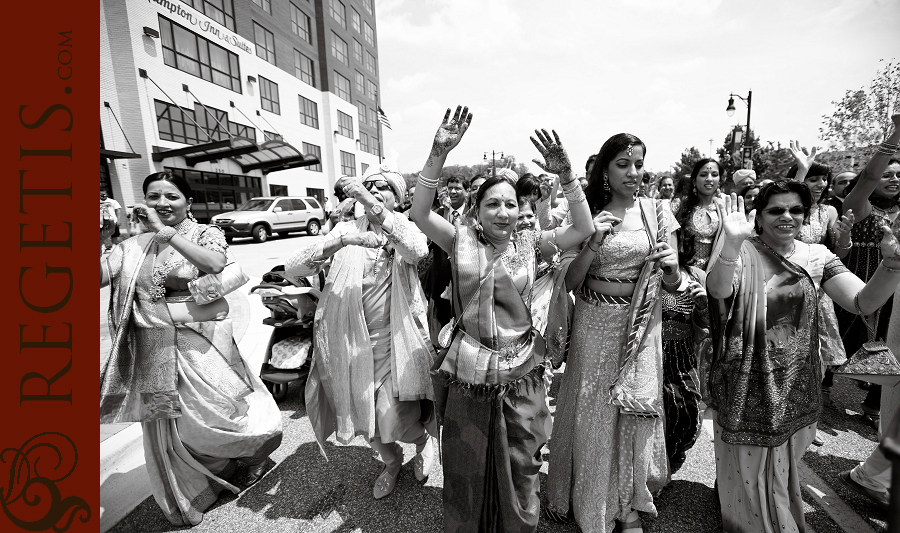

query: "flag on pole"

left=377, top=107, right=392, bottom=130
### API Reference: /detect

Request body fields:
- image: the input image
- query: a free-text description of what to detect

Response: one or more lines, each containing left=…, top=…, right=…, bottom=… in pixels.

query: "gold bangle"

left=717, top=254, right=739, bottom=266
left=881, top=260, right=900, bottom=273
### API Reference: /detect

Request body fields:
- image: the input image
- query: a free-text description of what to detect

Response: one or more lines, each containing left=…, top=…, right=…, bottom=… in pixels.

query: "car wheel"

left=278, top=232, right=290, bottom=238
left=251, top=224, right=269, bottom=243
left=306, top=219, right=321, bottom=236
left=225, top=236, right=234, bottom=244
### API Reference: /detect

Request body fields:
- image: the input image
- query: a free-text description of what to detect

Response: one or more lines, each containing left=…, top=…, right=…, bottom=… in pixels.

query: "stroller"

left=249, top=265, right=324, bottom=402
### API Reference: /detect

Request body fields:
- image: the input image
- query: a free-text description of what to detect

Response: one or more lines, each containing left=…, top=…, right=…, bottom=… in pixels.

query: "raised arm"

left=841, top=113, right=900, bottom=222
left=825, top=220, right=900, bottom=314
left=530, top=129, right=593, bottom=254
left=409, top=105, right=473, bottom=252
left=788, top=140, right=817, bottom=182
left=133, top=205, right=226, bottom=274
left=833, top=209, right=856, bottom=259
left=707, top=194, right=756, bottom=299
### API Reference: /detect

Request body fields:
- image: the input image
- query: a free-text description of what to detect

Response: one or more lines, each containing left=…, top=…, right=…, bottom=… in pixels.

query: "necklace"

left=754, top=236, right=796, bottom=260
left=149, top=218, right=198, bottom=301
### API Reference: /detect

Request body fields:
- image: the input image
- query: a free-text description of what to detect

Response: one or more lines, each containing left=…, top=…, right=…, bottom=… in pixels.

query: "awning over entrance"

left=100, top=148, right=141, bottom=160
left=233, top=140, right=320, bottom=173
left=152, top=136, right=257, bottom=166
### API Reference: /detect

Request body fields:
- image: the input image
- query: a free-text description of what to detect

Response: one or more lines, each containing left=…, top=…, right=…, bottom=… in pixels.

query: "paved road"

left=107, top=233, right=893, bottom=533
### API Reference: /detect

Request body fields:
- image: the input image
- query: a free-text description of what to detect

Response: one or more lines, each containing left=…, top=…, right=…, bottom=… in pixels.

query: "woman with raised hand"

left=409, top=105, right=593, bottom=532
left=706, top=181, right=900, bottom=533
left=547, top=134, right=680, bottom=533
left=283, top=162, right=438, bottom=500
left=100, top=171, right=282, bottom=526
left=786, top=141, right=848, bottom=412
left=671, top=158, right=727, bottom=270
left=832, top=113, right=900, bottom=428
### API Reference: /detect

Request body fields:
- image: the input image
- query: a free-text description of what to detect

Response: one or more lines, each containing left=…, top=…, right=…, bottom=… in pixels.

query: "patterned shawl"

left=101, top=233, right=180, bottom=423
left=305, top=214, right=436, bottom=451
left=708, top=238, right=821, bottom=447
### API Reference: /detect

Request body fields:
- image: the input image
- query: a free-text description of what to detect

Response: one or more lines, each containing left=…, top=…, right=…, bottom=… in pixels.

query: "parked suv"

left=210, top=196, right=325, bottom=243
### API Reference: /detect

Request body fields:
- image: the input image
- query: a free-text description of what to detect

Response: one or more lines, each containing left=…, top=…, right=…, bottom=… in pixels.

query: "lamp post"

left=726, top=90, right=752, bottom=168
left=483, top=150, right=504, bottom=177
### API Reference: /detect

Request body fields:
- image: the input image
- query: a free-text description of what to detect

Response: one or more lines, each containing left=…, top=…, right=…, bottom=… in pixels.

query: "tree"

left=673, top=147, right=703, bottom=179
left=820, top=59, right=899, bottom=163
left=754, top=142, right=794, bottom=182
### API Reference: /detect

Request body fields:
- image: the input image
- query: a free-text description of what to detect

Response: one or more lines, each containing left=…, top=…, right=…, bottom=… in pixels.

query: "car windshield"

left=236, top=199, right=274, bottom=211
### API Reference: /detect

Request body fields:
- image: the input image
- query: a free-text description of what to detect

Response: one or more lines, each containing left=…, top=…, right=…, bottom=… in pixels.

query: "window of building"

left=269, top=184, right=289, bottom=196
left=334, top=71, right=351, bottom=101
left=264, top=130, right=283, bottom=142
left=329, top=0, right=346, bottom=28
left=359, top=132, right=369, bottom=153
left=181, top=0, right=236, bottom=31
left=337, top=111, right=353, bottom=137
left=364, top=22, right=374, bottom=46
left=357, top=101, right=367, bottom=126
left=355, top=70, right=365, bottom=95
left=331, top=32, right=348, bottom=65
left=340, top=151, right=356, bottom=176
left=303, top=142, right=322, bottom=171
left=159, top=16, right=241, bottom=92
left=298, top=95, right=319, bottom=128
left=156, top=100, right=200, bottom=144
left=306, top=188, right=324, bottom=204
left=227, top=118, right=255, bottom=140
left=251, top=0, right=271, bottom=14
left=352, top=39, right=363, bottom=64
left=361, top=162, right=369, bottom=174
left=293, top=49, right=315, bottom=87
left=253, top=22, right=275, bottom=64
left=366, top=51, right=377, bottom=75
left=368, top=107, right=377, bottom=128
left=371, top=137, right=379, bottom=156
left=366, top=79, right=377, bottom=100
left=290, top=3, right=312, bottom=43
left=167, top=167, right=262, bottom=222
left=351, top=8, right=360, bottom=32
left=259, top=76, right=280, bottom=114
left=363, top=0, right=373, bottom=15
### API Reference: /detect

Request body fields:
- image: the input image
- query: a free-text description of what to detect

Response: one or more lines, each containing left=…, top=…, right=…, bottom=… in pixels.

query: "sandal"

left=373, top=464, right=399, bottom=500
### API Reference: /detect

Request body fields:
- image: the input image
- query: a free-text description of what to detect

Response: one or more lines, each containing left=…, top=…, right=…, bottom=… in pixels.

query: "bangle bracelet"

left=717, top=254, right=739, bottom=266
left=417, top=172, right=439, bottom=189
left=882, top=260, right=900, bottom=273
left=836, top=241, right=852, bottom=250
left=587, top=241, right=600, bottom=253
left=340, top=235, right=346, bottom=247
left=153, top=226, right=177, bottom=243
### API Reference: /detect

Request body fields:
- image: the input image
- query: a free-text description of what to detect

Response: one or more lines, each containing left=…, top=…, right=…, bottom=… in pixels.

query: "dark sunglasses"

left=364, top=179, right=392, bottom=192
left=763, top=206, right=805, bottom=216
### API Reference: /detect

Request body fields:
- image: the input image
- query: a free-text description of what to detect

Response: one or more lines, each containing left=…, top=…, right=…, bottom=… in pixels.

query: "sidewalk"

left=99, top=277, right=270, bottom=532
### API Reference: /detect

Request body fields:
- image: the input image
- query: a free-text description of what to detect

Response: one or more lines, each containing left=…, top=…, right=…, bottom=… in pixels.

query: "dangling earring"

left=603, top=175, right=610, bottom=192
left=187, top=208, right=197, bottom=222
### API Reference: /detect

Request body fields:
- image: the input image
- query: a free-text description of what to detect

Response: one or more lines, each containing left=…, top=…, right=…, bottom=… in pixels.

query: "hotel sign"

left=147, top=0, right=252, bottom=54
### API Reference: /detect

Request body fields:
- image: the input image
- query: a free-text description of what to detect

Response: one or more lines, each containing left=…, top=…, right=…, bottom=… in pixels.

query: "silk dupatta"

left=708, top=238, right=821, bottom=447
left=101, top=234, right=181, bottom=423
left=306, top=214, right=436, bottom=454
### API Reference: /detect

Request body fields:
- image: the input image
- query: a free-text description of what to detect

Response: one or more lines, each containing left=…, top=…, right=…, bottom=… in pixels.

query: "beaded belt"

left=588, top=273, right=638, bottom=284
left=662, top=320, right=692, bottom=339
left=578, top=285, right=632, bottom=306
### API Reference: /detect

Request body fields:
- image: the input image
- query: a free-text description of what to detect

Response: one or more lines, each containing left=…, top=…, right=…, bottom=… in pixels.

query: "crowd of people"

left=100, top=109, right=900, bottom=532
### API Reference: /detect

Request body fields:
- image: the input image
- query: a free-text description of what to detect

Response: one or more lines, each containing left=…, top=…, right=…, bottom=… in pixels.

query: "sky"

left=373, top=0, right=900, bottom=176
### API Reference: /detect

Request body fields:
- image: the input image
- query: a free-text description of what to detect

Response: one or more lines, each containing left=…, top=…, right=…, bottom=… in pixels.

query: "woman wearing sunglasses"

left=283, top=163, right=438, bottom=500
left=706, top=179, right=900, bottom=533
left=409, top=106, right=593, bottom=532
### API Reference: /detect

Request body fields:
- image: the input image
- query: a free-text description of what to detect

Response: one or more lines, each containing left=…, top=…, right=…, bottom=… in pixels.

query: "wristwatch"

left=368, top=203, right=384, bottom=217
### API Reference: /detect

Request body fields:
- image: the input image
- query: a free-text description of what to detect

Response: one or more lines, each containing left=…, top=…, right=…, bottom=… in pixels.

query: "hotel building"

left=100, top=0, right=384, bottom=222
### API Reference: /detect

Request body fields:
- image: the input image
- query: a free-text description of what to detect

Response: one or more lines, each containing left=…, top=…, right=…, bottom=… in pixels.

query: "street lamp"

left=483, top=150, right=504, bottom=177
left=726, top=90, right=752, bottom=168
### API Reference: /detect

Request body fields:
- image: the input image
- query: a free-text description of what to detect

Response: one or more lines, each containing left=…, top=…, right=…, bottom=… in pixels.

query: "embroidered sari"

left=433, top=225, right=550, bottom=533
left=708, top=238, right=847, bottom=532
left=101, top=227, right=283, bottom=526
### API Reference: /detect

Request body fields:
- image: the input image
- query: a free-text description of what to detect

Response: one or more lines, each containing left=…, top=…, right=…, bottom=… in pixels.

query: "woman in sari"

left=786, top=142, right=846, bottom=412
left=99, top=171, right=283, bottom=526
left=672, top=158, right=726, bottom=271
left=409, top=106, right=593, bottom=532
left=284, top=162, right=437, bottom=500
left=836, top=114, right=900, bottom=427
left=547, top=133, right=681, bottom=533
left=706, top=180, right=900, bottom=533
